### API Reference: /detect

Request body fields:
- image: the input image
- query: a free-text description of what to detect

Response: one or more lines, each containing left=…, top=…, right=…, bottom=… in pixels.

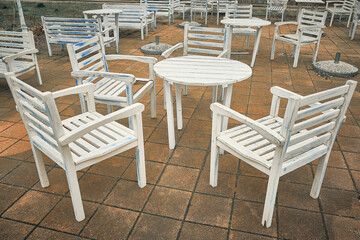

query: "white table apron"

left=221, top=18, right=271, bottom=68
left=154, top=55, right=252, bottom=149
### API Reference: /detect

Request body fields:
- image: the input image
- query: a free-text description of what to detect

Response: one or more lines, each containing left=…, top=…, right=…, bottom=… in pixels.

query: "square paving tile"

left=0, top=218, right=34, bottom=239
left=196, top=171, right=237, bottom=198
left=76, top=173, right=117, bottom=202
left=179, top=222, right=227, bottom=240
left=0, top=183, right=26, bottom=214
left=158, top=165, right=200, bottom=191
left=325, top=214, right=360, bottom=240
left=122, top=160, right=165, bottom=184
left=27, top=227, right=87, bottom=240
left=87, top=156, right=132, bottom=177
left=169, top=147, right=206, bottom=168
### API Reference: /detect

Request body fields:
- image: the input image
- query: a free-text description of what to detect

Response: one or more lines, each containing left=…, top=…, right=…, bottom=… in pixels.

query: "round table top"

left=221, top=17, right=271, bottom=27
left=154, top=56, right=252, bottom=86
left=83, top=9, right=123, bottom=15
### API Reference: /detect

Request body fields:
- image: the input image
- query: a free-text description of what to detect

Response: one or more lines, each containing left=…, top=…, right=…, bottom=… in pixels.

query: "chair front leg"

left=262, top=172, right=280, bottom=228
left=270, top=33, right=278, bottom=60
left=126, top=82, right=135, bottom=129
left=293, top=44, right=301, bottom=68
left=347, top=12, right=352, bottom=28
left=134, top=113, right=146, bottom=188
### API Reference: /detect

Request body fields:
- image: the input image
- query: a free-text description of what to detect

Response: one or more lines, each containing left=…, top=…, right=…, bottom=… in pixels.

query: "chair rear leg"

left=32, top=144, right=49, bottom=188
left=136, top=143, right=147, bottom=188
left=347, top=13, right=352, bottom=28
left=46, top=41, right=52, bottom=57
left=33, top=55, right=43, bottom=85
left=330, top=13, right=335, bottom=26
left=65, top=164, right=85, bottom=222
left=209, top=145, right=220, bottom=187
left=150, top=83, right=156, bottom=118
left=270, top=37, right=277, bottom=60
left=310, top=155, right=328, bottom=198
left=293, top=45, right=301, bottom=68
left=313, top=41, right=321, bottom=64
left=183, top=85, right=188, bottom=95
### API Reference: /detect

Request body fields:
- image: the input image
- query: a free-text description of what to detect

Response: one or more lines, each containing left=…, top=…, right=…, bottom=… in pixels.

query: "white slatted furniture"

left=5, top=72, right=147, bottom=222
left=190, top=0, right=213, bottom=25
left=349, top=3, right=360, bottom=39
left=271, top=9, right=327, bottom=68
left=141, top=0, right=174, bottom=25
left=67, top=34, right=157, bottom=117
left=210, top=80, right=357, bottom=228
left=0, top=31, right=42, bottom=85
left=173, top=0, right=189, bottom=20
left=41, top=17, right=118, bottom=56
left=266, top=0, right=288, bottom=22
left=216, top=0, right=238, bottom=25
left=326, top=0, right=356, bottom=27
left=224, top=5, right=256, bottom=51
left=102, top=4, right=152, bottom=40
left=161, top=23, right=230, bottom=97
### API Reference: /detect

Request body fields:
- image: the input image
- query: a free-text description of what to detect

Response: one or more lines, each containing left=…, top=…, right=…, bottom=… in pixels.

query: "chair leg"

left=347, top=13, right=352, bottom=28
left=265, top=9, right=269, bottom=21
left=150, top=83, right=156, bottom=119
left=209, top=145, right=220, bottom=187
left=270, top=38, right=277, bottom=60
left=246, top=36, right=250, bottom=50
left=281, top=11, right=285, bottom=22
left=330, top=13, right=335, bottom=26
left=351, top=22, right=357, bottom=40
left=183, top=85, right=188, bottom=96
left=141, top=26, right=144, bottom=40
left=293, top=45, right=301, bottom=68
left=310, top=155, right=329, bottom=198
left=313, top=41, right=321, bottom=64
left=219, top=85, right=224, bottom=101
left=65, top=164, right=85, bottom=222
left=61, top=44, right=65, bottom=51
left=32, top=144, right=49, bottom=188
left=262, top=173, right=280, bottom=228
left=46, top=41, right=52, bottom=57
left=33, top=55, right=43, bottom=85
left=107, top=105, right=113, bottom=113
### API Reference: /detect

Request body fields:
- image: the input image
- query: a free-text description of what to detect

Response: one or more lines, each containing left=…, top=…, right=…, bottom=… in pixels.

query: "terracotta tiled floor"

left=0, top=13, right=359, bottom=240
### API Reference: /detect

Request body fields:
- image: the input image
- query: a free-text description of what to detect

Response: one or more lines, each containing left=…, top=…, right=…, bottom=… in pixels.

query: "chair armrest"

left=333, top=3, right=344, bottom=8
left=298, top=25, right=325, bottom=31
left=218, top=49, right=231, bottom=58
left=106, top=54, right=157, bottom=64
left=161, top=42, right=184, bottom=58
left=52, top=83, right=96, bottom=99
left=270, top=86, right=303, bottom=99
left=326, top=1, right=343, bottom=8
left=58, top=103, right=145, bottom=146
left=1, top=49, right=39, bottom=63
left=275, top=21, right=298, bottom=27
left=71, top=70, right=135, bottom=83
left=211, top=103, right=285, bottom=146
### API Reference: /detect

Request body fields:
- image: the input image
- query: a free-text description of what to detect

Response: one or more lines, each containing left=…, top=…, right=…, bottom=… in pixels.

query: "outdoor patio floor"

left=0, top=14, right=359, bottom=240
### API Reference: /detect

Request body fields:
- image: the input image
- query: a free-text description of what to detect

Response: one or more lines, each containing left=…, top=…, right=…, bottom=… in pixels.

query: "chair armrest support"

left=106, top=54, right=157, bottom=64
left=59, top=103, right=145, bottom=146
left=211, top=103, right=285, bottom=146
left=275, top=21, right=298, bottom=27
left=270, top=86, right=303, bottom=99
left=161, top=42, right=184, bottom=58
left=71, top=70, right=135, bottom=83
left=52, top=83, right=96, bottom=99
left=2, top=49, right=39, bottom=63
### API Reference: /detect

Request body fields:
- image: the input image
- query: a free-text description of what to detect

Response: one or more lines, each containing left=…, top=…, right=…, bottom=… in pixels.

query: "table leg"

left=115, top=13, right=119, bottom=53
left=251, top=27, right=263, bottom=68
left=175, top=83, right=183, bottom=130
left=103, top=15, right=110, bottom=48
left=164, top=80, right=175, bottom=149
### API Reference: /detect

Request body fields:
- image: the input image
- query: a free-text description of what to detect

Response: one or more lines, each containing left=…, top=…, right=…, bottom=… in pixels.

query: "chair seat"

left=0, top=60, right=35, bottom=77
left=218, top=115, right=328, bottom=173
left=233, top=27, right=257, bottom=35
left=278, top=34, right=318, bottom=43
left=34, top=111, right=137, bottom=166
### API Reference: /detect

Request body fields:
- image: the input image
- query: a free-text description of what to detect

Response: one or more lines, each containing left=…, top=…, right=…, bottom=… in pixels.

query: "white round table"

left=221, top=18, right=271, bottom=68
left=154, top=55, right=252, bottom=149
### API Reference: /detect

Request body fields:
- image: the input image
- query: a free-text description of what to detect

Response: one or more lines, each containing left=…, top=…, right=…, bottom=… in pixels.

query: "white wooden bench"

left=0, top=31, right=42, bottom=85
left=41, top=17, right=118, bottom=56
left=102, top=4, right=153, bottom=40
left=141, top=0, right=174, bottom=25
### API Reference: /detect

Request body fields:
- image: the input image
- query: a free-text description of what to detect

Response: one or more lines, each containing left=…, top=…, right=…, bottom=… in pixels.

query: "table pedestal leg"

left=164, top=80, right=175, bottom=149
left=175, top=83, right=183, bottom=130
left=251, top=27, right=263, bottom=68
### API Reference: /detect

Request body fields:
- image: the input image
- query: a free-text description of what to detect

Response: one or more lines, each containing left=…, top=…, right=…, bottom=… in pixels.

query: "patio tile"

left=40, top=198, right=98, bottom=234
left=235, top=175, right=267, bottom=202
left=169, top=147, right=206, bottom=168
left=231, top=200, right=277, bottom=237
left=144, top=142, right=173, bottom=163
left=179, top=222, right=227, bottom=240
left=0, top=140, right=32, bottom=160
left=343, top=152, right=360, bottom=170
left=105, top=179, right=153, bottom=211
left=0, top=122, right=27, bottom=139
left=0, top=218, right=34, bottom=239
left=87, top=156, right=132, bottom=177
left=325, top=214, right=360, bottom=240
left=204, top=153, right=240, bottom=174
left=280, top=164, right=314, bottom=185
left=337, top=136, right=360, bottom=153
left=144, top=186, right=191, bottom=219
left=0, top=157, right=21, bottom=179
left=322, top=167, right=355, bottom=191
left=0, top=137, right=17, bottom=154
left=122, top=160, right=165, bottom=184
left=81, top=205, right=138, bottom=239
left=158, top=165, right=200, bottom=191
left=3, top=190, right=60, bottom=224
left=229, top=230, right=276, bottom=239
left=129, top=213, right=181, bottom=239
left=278, top=207, right=326, bottom=239
left=0, top=121, right=14, bottom=133
left=76, top=173, right=117, bottom=202
left=196, top=171, right=237, bottom=198
left=0, top=183, right=26, bottom=213
left=178, top=131, right=210, bottom=150
left=186, top=193, right=232, bottom=228
left=27, top=227, right=87, bottom=240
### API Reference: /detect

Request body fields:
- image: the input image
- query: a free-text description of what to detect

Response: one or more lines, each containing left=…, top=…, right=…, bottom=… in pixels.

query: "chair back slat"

left=342, top=0, right=356, bottom=11
left=225, top=5, right=252, bottom=19
left=0, top=31, right=34, bottom=60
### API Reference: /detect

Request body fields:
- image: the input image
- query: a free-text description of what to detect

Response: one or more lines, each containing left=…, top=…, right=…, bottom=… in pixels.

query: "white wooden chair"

left=326, top=0, right=356, bottom=27
left=161, top=23, right=230, bottom=97
left=271, top=9, right=327, bottom=68
left=224, top=4, right=256, bottom=50
left=190, top=0, right=213, bottom=25
left=5, top=72, right=147, bottom=222
left=0, top=31, right=42, bottom=85
left=141, top=0, right=175, bottom=25
left=173, top=0, right=189, bottom=20
left=67, top=34, right=157, bottom=117
left=349, top=4, right=360, bottom=39
left=265, top=0, right=288, bottom=22
left=216, top=0, right=238, bottom=25
left=210, top=80, right=357, bottom=228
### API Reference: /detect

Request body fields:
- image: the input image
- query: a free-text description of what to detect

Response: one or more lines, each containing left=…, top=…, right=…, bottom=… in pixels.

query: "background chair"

left=67, top=34, right=157, bottom=118
left=0, top=30, right=42, bottom=85
left=190, top=0, right=213, bottom=25
left=266, top=0, right=288, bottom=22
left=271, top=9, right=327, bottom=67
left=5, top=72, right=147, bottom=222
left=349, top=1, right=360, bottom=39
left=224, top=4, right=256, bottom=51
left=326, top=0, right=356, bottom=27
left=161, top=23, right=230, bottom=98
left=216, top=0, right=238, bottom=25
left=209, top=80, right=357, bottom=227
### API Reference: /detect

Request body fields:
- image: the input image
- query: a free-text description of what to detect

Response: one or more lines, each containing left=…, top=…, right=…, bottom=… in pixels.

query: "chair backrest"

left=225, top=4, right=252, bottom=19
left=0, top=31, right=35, bottom=61
left=41, top=17, right=101, bottom=41
left=191, top=0, right=208, bottom=9
left=270, top=80, right=357, bottom=166
left=297, top=9, right=327, bottom=36
left=217, top=0, right=238, bottom=11
left=267, top=0, right=287, bottom=9
left=5, top=73, right=64, bottom=154
left=183, top=24, right=229, bottom=56
left=66, top=34, right=108, bottom=83
left=342, top=0, right=356, bottom=12
left=102, top=4, right=148, bottom=24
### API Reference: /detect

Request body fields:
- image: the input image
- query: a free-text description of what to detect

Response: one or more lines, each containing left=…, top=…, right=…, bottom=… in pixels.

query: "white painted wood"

left=326, top=0, right=356, bottom=27
left=141, top=0, right=175, bottom=25
left=66, top=34, right=157, bottom=116
left=209, top=80, right=357, bottom=228
left=349, top=3, right=360, bottom=39
left=190, top=0, right=213, bottom=25
left=5, top=72, right=147, bottom=222
left=266, top=0, right=288, bottom=22
left=216, top=0, right=238, bottom=25
left=0, top=31, right=42, bottom=85
left=270, top=9, right=327, bottom=67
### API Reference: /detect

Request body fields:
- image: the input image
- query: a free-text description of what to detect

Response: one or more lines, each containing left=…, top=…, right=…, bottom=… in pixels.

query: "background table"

left=221, top=18, right=271, bottom=68
left=154, top=55, right=252, bottom=149
left=295, top=0, right=325, bottom=20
